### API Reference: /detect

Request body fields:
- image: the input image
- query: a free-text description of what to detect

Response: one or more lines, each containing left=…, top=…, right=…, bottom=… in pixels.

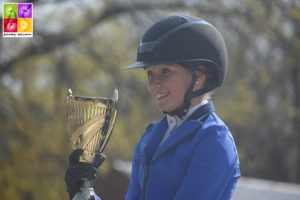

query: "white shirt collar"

left=166, top=100, right=208, bottom=130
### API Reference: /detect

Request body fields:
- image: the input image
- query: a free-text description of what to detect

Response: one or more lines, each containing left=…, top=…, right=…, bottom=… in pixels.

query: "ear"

left=194, top=66, right=206, bottom=90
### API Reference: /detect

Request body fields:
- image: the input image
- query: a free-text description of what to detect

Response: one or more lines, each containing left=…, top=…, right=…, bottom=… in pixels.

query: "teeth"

left=155, top=92, right=168, bottom=99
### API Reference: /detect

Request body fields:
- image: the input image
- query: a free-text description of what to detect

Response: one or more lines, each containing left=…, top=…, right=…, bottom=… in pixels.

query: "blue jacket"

left=125, top=102, right=240, bottom=200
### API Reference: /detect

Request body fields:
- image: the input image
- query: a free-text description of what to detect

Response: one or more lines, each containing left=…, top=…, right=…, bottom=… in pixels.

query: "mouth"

left=154, top=91, right=169, bottom=100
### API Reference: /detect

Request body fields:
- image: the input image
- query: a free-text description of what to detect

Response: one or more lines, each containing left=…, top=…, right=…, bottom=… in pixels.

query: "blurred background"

left=0, top=0, right=300, bottom=199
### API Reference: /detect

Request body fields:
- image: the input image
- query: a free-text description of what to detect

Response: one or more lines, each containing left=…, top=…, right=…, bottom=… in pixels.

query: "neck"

left=168, top=99, right=209, bottom=123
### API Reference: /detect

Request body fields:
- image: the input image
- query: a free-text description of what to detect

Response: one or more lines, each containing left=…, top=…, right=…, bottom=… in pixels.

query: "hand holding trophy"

left=65, top=88, right=118, bottom=200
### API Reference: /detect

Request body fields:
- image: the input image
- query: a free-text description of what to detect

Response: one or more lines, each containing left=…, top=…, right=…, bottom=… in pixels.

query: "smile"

left=155, top=92, right=169, bottom=100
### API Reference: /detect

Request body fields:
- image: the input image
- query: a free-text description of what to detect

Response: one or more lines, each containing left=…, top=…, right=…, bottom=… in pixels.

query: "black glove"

left=65, top=149, right=105, bottom=200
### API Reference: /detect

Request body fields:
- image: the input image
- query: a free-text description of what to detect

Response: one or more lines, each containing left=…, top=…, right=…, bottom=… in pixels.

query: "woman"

left=65, top=15, right=240, bottom=200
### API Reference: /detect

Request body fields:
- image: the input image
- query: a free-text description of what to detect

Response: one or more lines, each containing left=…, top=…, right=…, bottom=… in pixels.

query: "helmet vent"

left=142, top=15, right=188, bottom=42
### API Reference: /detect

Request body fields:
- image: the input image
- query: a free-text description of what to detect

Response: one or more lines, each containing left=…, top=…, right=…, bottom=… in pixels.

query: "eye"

left=161, top=67, right=172, bottom=76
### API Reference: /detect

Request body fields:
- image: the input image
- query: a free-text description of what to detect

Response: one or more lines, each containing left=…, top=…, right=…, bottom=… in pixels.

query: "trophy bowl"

left=66, top=88, right=118, bottom=165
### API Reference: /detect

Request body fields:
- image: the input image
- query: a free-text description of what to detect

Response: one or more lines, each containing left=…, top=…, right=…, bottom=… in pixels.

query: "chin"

left=159, top=107, right=173, bottom=114
left=158, top=107, right=167, bottom=113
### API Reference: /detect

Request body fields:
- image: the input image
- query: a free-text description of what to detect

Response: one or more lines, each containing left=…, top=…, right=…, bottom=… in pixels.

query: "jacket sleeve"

left=125, top=141, right=142, bottom=200
left=174, top=126, right=240, bottom=200
left=125, top=123, right=154, bottom=200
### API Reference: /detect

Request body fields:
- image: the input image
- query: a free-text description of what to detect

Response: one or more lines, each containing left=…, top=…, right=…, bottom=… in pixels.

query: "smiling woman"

left=65, top=14, right=240, bottom=200
left=124, top=15, right=240, bottom=200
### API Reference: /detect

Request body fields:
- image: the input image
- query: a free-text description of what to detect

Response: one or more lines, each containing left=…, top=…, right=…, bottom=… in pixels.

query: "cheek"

left=169, top=78, right=189, bottom=98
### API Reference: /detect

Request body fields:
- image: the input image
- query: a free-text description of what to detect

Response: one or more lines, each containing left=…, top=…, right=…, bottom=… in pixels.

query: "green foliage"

left=0, top=1, right=300, bottom=199
left=0, top=13, right=159, bottom=199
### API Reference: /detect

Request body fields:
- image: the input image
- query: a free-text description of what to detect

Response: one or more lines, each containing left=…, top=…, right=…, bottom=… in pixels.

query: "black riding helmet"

left=126, top=15, right=228, bottom=117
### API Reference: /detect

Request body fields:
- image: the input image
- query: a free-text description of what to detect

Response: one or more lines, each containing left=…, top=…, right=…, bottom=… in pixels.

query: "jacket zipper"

left=142, top=165, right=149, bottom=200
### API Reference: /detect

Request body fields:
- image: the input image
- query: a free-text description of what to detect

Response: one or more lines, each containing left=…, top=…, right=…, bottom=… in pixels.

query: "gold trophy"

left=66, top=88, right=118, bottom=200
left=67, top=88, right=118, bottom=164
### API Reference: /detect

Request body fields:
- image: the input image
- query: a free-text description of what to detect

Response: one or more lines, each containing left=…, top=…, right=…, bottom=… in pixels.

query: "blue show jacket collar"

left=141, top=101, right=215, bottom=165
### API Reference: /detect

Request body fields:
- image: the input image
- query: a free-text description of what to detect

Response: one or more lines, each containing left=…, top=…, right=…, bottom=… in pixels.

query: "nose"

left=148, top=74, right=163, bottom=88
